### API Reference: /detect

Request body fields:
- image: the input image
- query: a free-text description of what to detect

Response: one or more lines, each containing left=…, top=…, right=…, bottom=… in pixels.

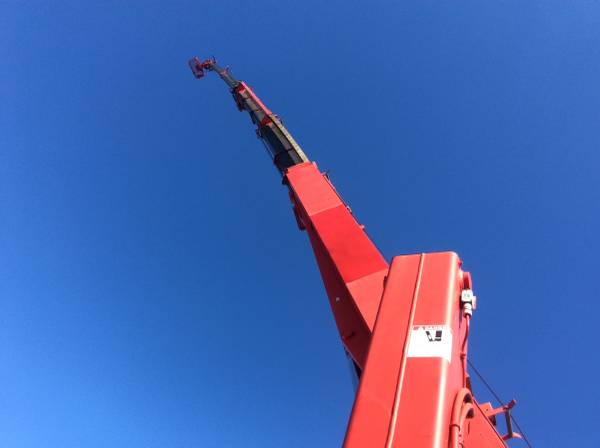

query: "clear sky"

left=2, top=1, right=599, bottom=447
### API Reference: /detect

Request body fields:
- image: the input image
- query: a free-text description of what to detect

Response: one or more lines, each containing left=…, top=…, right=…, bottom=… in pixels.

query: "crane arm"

left=188, top=56, right=388, bottom=369
left=189, top=57, right=521, bottom=448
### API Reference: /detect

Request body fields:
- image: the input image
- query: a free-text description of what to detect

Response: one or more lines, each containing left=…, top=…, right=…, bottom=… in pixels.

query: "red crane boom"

left=188, top=56, right=522, bottom=448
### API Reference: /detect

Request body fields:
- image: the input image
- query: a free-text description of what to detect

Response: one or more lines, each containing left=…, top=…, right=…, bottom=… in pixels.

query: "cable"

left=467, top=359, right=533, bottom=448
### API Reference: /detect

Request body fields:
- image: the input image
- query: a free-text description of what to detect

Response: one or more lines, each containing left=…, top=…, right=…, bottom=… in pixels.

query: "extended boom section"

left=189, top=57, right=308, bottom=174
left=189, top=56, right=522, bottom=448
left=189, top=56, right=388, bottom=368
left=286, top=162, right=389, bottom=368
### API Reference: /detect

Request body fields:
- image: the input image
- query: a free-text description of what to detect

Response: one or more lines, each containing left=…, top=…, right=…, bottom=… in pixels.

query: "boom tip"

left=188, top=56, right=216, bottom=79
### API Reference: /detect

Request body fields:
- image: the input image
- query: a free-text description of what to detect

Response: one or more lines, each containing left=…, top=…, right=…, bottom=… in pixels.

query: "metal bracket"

left=481, top=399, right=523, bottom=441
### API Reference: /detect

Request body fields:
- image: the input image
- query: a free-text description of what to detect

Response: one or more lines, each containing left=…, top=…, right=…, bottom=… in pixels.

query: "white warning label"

left=407, top=325, right=453, bottom=363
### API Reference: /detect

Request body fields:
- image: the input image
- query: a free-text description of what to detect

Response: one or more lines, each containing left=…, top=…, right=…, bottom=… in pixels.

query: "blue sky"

left=1, top=1, right=599, bottom=446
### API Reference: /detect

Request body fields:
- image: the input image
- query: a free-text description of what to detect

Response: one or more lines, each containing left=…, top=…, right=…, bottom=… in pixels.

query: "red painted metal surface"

left=234, top=82, right=274, bottom=115
left=285, top=162, right=388, bottom=368
left=343, top=253, right=508, bottom=447
left=345, top=253, right=471, bottom=447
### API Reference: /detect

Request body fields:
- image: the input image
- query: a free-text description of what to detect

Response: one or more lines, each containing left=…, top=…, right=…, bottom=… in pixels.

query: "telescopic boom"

left=189, top=56, right=523, bottom=448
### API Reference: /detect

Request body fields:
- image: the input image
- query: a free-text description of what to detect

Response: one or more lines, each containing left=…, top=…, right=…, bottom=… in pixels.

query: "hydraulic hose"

left=449, top=388, right=475, bottom=448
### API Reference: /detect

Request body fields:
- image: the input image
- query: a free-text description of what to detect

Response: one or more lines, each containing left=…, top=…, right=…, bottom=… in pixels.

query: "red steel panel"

left=285, top=162, right=388, bottom=367
left=344, top=254, right=422, bottom=447
left=235, top=81, right=273, bottom=115
left=344, top=252, right=472, bottom=447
